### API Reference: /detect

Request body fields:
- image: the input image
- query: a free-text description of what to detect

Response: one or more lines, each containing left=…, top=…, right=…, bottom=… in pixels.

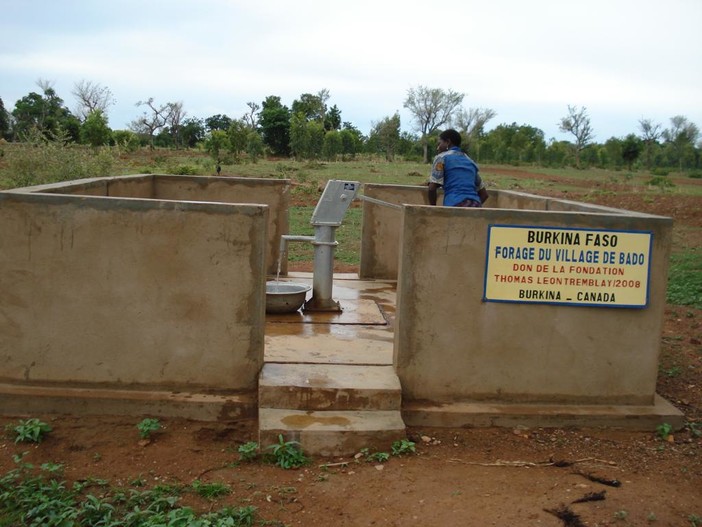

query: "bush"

left=648, top=176, right=675, bottom=189
left=168, top=164, right=200, bottom=175
left=5, top=129, right=116, bottom=189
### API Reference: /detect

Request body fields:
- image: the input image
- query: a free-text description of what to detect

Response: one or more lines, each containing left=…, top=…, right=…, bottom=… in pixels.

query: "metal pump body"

left=303, top=180, right=360, bottom=311
left=278, top=180, right=360, bottom=312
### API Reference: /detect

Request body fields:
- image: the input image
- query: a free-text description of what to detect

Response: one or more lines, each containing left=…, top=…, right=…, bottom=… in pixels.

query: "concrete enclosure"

left=0, top=174, right=680, bottom=431
left=0, top=175, right=291, bottom=418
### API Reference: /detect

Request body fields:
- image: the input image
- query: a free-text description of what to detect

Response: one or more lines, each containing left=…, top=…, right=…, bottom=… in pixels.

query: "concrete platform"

left=402, top=394, right=686, bottom=430
left=259, top=363, right=401, bottom=411
left=0, top=382, right=257, bottom=421
left=259, top=408, right=406, bottom=457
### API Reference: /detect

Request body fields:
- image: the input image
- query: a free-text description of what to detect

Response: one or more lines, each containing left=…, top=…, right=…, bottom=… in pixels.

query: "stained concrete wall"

left=29, top=175, right=290, bottom=275
left=0, top=191, right=268, bottom=392
left=394, top=204, right=672, bottom=406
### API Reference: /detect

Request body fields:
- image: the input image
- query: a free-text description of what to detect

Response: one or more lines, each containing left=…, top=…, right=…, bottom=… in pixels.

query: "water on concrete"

left=264, top=273, right=395, bottom=365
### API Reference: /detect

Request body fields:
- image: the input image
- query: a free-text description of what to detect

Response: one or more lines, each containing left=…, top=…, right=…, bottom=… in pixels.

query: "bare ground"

left=1, top=169, right=700, bottom=526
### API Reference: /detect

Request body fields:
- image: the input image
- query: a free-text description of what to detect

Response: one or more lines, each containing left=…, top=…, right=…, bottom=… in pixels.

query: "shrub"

left=648, top=176, right=675, bottom=188
left=651, top=167, right=669, bottom=176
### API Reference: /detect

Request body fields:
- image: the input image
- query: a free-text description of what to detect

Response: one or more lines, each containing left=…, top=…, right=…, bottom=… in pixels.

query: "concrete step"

left=259, top=408, right=406, bottom=457
left=259, top=363, right=401, bottom=411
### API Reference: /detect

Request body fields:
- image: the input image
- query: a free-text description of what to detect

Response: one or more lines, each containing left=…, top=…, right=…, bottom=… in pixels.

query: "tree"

left=227, top=119, right=250, bottom=160
left=481, top=123, right=545, bottom=165
left=205, top=114, right=233, bottom=132
left=112, top=129, right=140, bottom=151
left=246, top=131, right=264, bottom=163
left=601, top=137, right=623, bottom=169
left=558, top=105, right=595, bottom=168
left=259, top=96, right=291, bottom=156
left=339, top=124, right=364, bottom=159
left=325, top=104, right=342, bottom=131
left=243, top=102, right=260, bottom=129
left=130, top=98, right=173, bottom=148
left=180, top=117, right=206, bottom=148
left=370, top=113, right=401, bottom=161
left=289, top=113, right=324, bottom=160
left=80, top=109, right=112, bottom=147
left=663, top=115, right=699, bottom=172
left=454, top=107, right=497, bottom=156
left=12, top=80, right=80, bottom=141
left=205, top=130, right=229, bottom=161
left=322, top=129, right=342, bottom=160
left=165, top=101, right=186, bottom=148
left=0, top=97, right=10, bottom=140
left=403, top=85, right=464, bottom=163
left=621, top=134, right=642, bottom=171
left=291, top=91, right=327, bottom=123
left=638, top=118, right=662, bottom=171
left=72, top=80, right=115, bottom=121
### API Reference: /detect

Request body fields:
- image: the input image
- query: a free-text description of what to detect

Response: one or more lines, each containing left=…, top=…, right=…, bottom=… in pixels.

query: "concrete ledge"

left=259, top=408, right=406, bottom=456
left=0, top=383, right=257, bottom=422
left=402, top=394, right=685, bottom=431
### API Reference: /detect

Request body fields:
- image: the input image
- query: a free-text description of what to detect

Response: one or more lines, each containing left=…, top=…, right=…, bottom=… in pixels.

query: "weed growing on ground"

left=136, top=418, right=161, bottom=439
left=391, top=439, right=416, bottom=456
left=9, top=418, right=52, bottom=443
left=656, top=423, right=673, bottom=440
left=238, top=441, right=259, bottom=462
left=265, top=434, right=309, bottom=469
left=359, top=448, right=391, bottom=463
left=191, top=479, right=232, bottom=499
left=0, top=454, right=263, bottom=526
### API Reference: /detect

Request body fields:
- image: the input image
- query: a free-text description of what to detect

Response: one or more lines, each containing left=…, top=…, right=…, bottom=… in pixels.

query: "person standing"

left=427, top=129, right=488, bottom=207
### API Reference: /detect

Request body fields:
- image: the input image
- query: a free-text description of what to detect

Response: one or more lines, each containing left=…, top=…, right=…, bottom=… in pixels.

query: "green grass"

left=287, top=205, right=362, bottom=265
left=667, top=249, right=702, bottom=309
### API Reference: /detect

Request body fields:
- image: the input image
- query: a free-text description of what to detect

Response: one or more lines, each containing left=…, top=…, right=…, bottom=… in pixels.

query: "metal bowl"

left=265, top=282, right=311, bottom=314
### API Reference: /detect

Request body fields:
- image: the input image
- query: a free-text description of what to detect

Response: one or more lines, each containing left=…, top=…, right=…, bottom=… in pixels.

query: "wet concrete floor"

left=264, top=273, right=396, bottom=365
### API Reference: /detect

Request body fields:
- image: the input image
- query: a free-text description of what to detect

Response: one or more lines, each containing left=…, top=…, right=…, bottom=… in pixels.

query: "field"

left=0, top=151, right=701, bottom=526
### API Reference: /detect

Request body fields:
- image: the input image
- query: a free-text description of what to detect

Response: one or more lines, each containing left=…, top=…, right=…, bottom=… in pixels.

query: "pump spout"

left=279, top=234, right=315, bottom=255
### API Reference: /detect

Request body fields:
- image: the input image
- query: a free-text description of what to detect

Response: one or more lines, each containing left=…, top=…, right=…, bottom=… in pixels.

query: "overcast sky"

left=2, top=0, right=701, bottom=142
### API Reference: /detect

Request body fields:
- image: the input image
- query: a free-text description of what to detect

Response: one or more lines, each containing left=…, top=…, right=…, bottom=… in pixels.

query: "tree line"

left=1, top=80, right=700, bottom=173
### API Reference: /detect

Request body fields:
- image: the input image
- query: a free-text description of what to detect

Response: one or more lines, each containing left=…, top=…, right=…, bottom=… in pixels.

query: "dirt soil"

left=2, top=169, right=701, bottom=526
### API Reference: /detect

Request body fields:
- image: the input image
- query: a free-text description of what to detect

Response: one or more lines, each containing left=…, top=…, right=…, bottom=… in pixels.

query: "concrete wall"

left=0, top=191, right=268, bottom=392
left=360, top=184, right=429, bottom=279
left=360, top=186, right=647, bottom=280
left=29, top=175, right=290, bottom=275
left=394, top=204, right=672, bottom=406
left=154, top=176, right=289, bottom=275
